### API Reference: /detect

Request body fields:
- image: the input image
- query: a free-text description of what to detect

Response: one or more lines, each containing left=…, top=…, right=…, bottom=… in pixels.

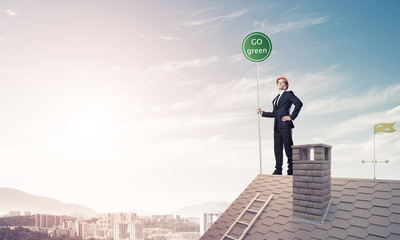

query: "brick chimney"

left=292, top=143, right=332, bottom=224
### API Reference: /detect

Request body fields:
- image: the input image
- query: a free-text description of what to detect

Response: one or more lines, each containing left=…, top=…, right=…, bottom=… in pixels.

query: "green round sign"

left=242, top=32, right=272, bottom=62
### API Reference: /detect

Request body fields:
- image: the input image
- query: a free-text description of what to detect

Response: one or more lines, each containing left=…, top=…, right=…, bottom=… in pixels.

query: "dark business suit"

left=262, top=91, right=303, bottom=174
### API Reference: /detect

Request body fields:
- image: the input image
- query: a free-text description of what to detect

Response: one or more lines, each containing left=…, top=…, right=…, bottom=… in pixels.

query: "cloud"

left=254, top=15, right=330, bottom=35
left=184, top=9, right=247, bottom=26
left=325, top=116, right=400, bottom=179
left=227, top=54, right=244, bottom=63
left=192, top=77, right=258, bottom=113
left=182, top=9, right=247, bottom=35
left=158, top=35, right=180, bottom=41
left=285, top=65, right=400, bottom=116
left=326, top=105, right=400, bottom=139
left=291, top=64, right=345, bottom=95
left=112, top=66, right=122, bottom=71
left=160, top=56, right=218, bottom=73
left=303, top=84, right=400, bottom=116
left=132, top=56, right=219, bottom=87
left=5, top=9, right=17, bottom=17
left=168, top=101, right=193, bottom=110
left=190, top=7, right=222, bottom=16
left=285, top=2, right=303, bottom=15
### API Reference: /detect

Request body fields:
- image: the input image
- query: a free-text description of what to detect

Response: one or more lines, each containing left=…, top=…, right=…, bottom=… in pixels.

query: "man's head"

left=276, top=76, right=289, bottom=91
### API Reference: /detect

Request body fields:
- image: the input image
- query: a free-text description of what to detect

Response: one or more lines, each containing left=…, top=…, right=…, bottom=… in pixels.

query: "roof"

left=200, top=174, right=400, bottom=240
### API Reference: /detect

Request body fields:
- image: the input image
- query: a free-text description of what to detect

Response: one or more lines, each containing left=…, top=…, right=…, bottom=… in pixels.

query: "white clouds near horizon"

left=326, top=105, right=400, bottom=140
left=5, top=9, right=17, bottom=16
left=184, top=9, right=247, bottom=26
left=158, top=35, right=180, bottom=41
left=190, top=7, right=222, bottom=16
left=254, top=15, right=330, bottom=35
left=283, top=64, right=400, bottom=116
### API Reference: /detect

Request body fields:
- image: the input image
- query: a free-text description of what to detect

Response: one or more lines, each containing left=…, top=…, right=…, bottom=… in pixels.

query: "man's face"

left=277, top=79, right=287, bottom=91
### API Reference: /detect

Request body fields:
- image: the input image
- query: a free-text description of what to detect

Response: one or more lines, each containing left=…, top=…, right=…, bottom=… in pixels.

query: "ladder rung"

left=224, top=235, right=238, bottom=240
left=246, top=209, right=258, bottom=213
left=237, top=220, right=249, bottom=226
left=220, top=193, right=273, bottom=240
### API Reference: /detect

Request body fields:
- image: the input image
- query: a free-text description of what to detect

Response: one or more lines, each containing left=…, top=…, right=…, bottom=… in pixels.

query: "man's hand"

left=282, top=116, right=291, bottom=121
left=257, top=108, right=263, bottom=114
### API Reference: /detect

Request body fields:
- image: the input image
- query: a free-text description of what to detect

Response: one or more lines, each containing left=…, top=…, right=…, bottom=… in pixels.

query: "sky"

left=1, top=0, right=400, bottom=215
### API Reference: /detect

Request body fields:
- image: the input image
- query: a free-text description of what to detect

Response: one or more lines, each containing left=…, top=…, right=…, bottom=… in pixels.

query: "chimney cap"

left=292, top=143, right=332, bottom=149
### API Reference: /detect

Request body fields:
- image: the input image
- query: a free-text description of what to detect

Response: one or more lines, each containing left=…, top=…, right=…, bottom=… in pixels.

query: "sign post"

left=242, top=32, right=272, bottom=174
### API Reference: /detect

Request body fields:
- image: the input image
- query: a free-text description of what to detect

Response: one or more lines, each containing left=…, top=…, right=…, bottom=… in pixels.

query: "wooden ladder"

left=220, top=193, right=273, bottom=240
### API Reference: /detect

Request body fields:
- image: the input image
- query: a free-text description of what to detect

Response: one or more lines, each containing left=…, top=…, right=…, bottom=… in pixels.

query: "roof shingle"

left=200, top=175, right=400, bottom=240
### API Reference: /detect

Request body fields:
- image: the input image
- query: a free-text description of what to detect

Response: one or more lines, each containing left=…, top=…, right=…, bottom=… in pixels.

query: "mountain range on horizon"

left=0, top=187, right=98, bottom=217
left=0, top=187, right=230, bottom=218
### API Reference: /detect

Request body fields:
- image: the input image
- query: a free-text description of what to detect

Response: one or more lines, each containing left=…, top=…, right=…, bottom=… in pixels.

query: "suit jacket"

left=262, top=90, right=303, bottom=130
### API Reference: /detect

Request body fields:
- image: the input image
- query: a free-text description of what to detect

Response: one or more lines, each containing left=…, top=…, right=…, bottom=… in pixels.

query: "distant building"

left=101, top=212, right=137, bottom=227
left=152, top=214, right=174, bottom=223
left=75, top=220, right=83, bottom=237
left=3, top=210, right=195, bottom=240
left=82, top=222, right=90, bottom=239
left=65, top=220, right=76, bottom=237
left=54, top=228, right=70, bottom=237
left=8, top=211, right=20, bottom=217
left=176, top=232, right=201, bottom=240
left=46, top=215, right=55, bottom=228
left=200, top=212, right=220, bottom=236
left=93, top=225, right=112, bottom=239
left=114, top=222, right=144, bottom=240
left=114, top=223, right=128, bottom=240
left=71, top=213, right=85, bottom=220
left=35, top=214, right=46, bottom=228
left=35, top=214, right=59, bottom=228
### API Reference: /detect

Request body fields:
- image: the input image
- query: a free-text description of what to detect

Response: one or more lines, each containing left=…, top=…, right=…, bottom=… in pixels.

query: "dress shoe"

left=272, top=170, right=282, bottom=175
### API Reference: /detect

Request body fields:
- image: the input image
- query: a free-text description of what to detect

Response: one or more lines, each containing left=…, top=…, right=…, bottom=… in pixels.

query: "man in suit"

left=257, top=76, right=303, bottom=175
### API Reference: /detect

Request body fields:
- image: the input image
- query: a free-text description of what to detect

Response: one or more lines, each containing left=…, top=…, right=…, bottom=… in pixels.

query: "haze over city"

left=1, top=0, right=399, bottom=214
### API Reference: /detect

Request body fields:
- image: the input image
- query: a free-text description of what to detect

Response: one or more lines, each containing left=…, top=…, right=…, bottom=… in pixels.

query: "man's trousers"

left=273, top=128, right=293, bottom=173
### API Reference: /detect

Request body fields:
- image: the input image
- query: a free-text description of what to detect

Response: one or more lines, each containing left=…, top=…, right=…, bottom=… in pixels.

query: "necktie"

left=274, top=94, right=280, bottom=108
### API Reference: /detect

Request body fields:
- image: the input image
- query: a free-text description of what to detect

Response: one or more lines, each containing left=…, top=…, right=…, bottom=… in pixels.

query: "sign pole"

left=242, top=32, right=272, bottom=175
left=256, top=62, right=262, bottom=174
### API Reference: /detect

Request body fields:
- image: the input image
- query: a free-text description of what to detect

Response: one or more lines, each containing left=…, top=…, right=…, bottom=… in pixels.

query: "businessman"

left=257, top=76, right=303, bottom=175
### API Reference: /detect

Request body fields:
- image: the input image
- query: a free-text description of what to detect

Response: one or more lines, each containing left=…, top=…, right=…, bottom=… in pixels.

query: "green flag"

left=374, top=122, right=397, bottom=134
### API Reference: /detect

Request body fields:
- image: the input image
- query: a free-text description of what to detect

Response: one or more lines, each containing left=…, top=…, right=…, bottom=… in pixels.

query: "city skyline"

left=1, top=0, right=400, bottom=214
left=1, top=211, right=199, bottom=240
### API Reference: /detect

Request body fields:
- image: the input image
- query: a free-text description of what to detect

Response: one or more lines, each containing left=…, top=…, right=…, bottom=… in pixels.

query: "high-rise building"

left=129, top=222, right=143, bottom=240
left=81, top=222, right=90, bottom=239
left=200, top=212, right=220, bottom=236
left=8, top=211, right=20, bottom=217
left=114, top=223, right=128, bottom=240
left=65, top=220, right=76, bottom=237
left=46, top=215, right=55, bottom=228
left=35, top=214, right=59, bottom=228
left=35, top=214, right=47, bottom=228
left=114, top=222, right=144, bottom=240
left=75, top=220, right=83, bottom=238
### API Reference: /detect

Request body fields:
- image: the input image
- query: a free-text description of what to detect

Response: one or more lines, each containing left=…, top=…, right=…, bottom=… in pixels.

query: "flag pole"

left=363, top=123, right=394, bottom=179
left=256, top=62, right=262, bottom=174
left=374, top=126, right=376, bottom=180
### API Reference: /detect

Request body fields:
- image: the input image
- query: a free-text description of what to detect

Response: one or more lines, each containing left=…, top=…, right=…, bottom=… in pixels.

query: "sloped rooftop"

left=200, top=174, right=400, bottom=240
